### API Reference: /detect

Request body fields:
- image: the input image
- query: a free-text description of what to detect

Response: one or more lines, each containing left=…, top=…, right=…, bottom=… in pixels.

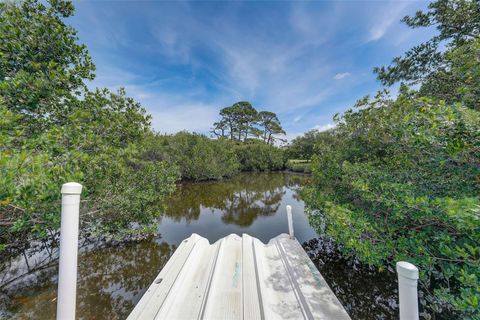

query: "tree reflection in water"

left=165, top=172, right=307, bottom=226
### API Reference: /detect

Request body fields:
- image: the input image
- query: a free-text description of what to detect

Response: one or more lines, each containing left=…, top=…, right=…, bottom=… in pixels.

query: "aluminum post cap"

left=396, top=261, right=419, bottom=280
left=61, top=182, right=83, bottom=195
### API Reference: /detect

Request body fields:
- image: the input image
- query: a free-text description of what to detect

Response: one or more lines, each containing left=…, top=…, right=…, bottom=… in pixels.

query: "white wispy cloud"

left=84, top=3, right=357, bottom=135
left=123, top=86, right=222, bottom=134
left=283, top=123, right=335, bottom=143
left=283, top=131, right=304, bottom=143
left=369, top=21, right=394, bottom=42
left=150, top=103, right=218, bottom=134
left=289, top=4, right=329, bottom=47
left=312, top=123, right=335, bottom=132
left=73, top=0, right=428, bottom=136
left=333, top=72, right=351, bottom=80
left=367, top=2, right=410, bottom=42
left=89, top=65, right=223, bottom=134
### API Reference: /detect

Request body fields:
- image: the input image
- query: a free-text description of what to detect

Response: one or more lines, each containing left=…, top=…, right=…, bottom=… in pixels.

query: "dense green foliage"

left=286, top=130, right=334, bottom=160
left=0, top=0, right=179, bottom=251
left=0, top=0, right=95, bottom=127
left=419, top=38, right=480, bottom=109
left=0, top=0, right=287, bottom=254
left=147, top=132, right=240, bottom=181
left=304, top=91, right=479, bottom=317
left=234, top=140, right=285, bottom=172
left=374, top=0, right=480, bottom=111
left=212, top=101, right=285, bottom=144
left=305, top=1, right=480, bottom=318
left=142, top=132, right=286, bottom=181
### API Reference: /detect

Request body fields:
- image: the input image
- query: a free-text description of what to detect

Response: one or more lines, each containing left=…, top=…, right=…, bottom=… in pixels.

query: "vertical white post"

left=56, top=182, right=82, bottom=320
left=396, top=261, right=419, bottom=320
left=286, top=205, right=294, bottom=239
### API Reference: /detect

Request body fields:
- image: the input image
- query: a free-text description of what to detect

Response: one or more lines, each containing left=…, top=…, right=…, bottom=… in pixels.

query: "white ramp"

left=128, top=233, right=351, bottom=320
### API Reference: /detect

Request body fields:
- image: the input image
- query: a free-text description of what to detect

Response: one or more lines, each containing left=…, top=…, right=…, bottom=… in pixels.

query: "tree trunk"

left=229, top=122, right=234, bottom=140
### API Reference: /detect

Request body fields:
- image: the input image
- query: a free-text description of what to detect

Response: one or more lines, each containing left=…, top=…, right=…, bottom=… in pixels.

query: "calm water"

left=0, top=172, right=398, bottom=319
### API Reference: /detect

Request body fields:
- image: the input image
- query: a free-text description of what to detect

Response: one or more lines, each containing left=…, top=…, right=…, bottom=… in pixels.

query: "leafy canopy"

left=304, top=91, right=480, bottom=318
left=212, top=101, right=285, bottom=144
left=306, top=0, right=480, bottom=317
left=374, top=0, right=480, bottom=110
left=0, top=0, right=177, bottom=253
left=0, top=0, right=95, bottom=127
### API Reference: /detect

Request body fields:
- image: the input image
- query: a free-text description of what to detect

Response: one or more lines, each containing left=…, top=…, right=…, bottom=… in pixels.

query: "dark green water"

left=0, top=172, right=398, bottom=319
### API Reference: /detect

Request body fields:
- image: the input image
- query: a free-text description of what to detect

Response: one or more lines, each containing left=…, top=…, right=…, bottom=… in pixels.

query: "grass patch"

left=286, top=159, right=312, bottom=173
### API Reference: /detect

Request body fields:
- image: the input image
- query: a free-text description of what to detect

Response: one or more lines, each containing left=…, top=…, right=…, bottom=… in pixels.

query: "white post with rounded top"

left=396, top=261, right=419, bottom=320
left=56, top=182, right=82, bottom=320
left=286, top=205, right=294, bottom=239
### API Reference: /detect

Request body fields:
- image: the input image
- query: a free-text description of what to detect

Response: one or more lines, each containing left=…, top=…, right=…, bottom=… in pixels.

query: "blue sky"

left=69, top=0, right=434, bottom=141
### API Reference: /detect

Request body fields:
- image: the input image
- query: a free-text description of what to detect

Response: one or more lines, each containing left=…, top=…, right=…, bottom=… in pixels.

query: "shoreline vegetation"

left=290, top=1, right=480, bottom=318
left=1, top=0, right=479, bottom=319
left=0, top=0, right=289, bottom=258
left=285, top=160, right=312, bottom=174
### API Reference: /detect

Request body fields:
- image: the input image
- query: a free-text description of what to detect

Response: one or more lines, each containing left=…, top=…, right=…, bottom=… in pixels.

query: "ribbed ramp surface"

left=128, top=233, right=351, bottom=320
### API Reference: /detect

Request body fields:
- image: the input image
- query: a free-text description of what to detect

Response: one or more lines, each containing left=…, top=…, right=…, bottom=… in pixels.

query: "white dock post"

left=56, top=182, right=82, bottom=320
left=286, top=205, right=294, bottom=239
left=396, top=261, right=419, bottom=320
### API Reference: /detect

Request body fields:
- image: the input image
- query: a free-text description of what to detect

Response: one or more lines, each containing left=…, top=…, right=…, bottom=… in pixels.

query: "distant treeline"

left=0, top=1, right=286, bottom=254
left=291, top=1, right=480, bottom=318
left=146, top=132, right=285, bottom=181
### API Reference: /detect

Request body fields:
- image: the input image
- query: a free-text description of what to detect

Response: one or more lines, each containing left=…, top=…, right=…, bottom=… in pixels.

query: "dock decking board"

left=127, top=233, right=351, bottom=320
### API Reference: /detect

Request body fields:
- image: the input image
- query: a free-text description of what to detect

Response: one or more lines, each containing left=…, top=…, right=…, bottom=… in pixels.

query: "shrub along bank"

left=285, top=160, right=312, bottom=173
left=234, top=140, right=285, bottom=172
left=303, top=91, right=479, bottom=318
left=146, top=132, right=286, bottom=181
left=301, top=0, right=480, bottom=315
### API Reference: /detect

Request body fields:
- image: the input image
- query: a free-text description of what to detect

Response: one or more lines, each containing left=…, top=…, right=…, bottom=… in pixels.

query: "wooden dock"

left=127, top=233, right=351, bottom=320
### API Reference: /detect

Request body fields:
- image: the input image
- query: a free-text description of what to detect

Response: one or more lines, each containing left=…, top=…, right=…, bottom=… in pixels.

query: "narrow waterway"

left=0, top=172, right=398, bottom=319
